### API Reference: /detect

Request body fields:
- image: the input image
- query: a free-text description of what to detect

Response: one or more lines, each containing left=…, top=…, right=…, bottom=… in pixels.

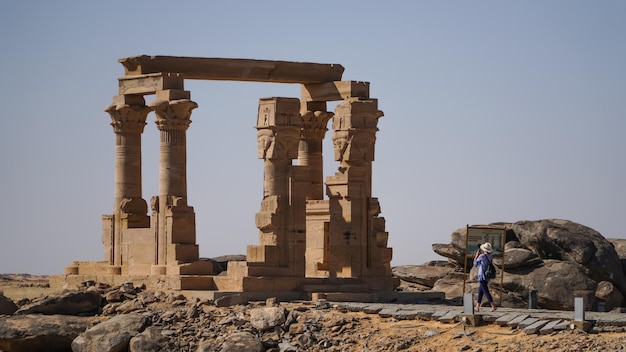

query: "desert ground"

left=2, top=274, right=626, bottom=351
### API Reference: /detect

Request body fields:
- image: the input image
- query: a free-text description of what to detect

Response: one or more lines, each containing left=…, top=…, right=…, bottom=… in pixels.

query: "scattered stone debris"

left=1, top=282, right=626, bottom=352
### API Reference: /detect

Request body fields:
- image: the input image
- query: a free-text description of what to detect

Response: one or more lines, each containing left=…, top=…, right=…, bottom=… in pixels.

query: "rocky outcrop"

left=204, top=254, right=247, bottom=274
left=501, top=260, right=597, bottom=310
left=71, top=312, right=148, bottom=352
left=431, top=272, right=466, bottom=302
left=217, top=332, right=264, bottom=352
left=128, top=326, right=170, bottom=352
left=493, top=247, right=542, bottom=269
left=596, top=281, right=624, bottom=311
left=432, top=243, right=465, bottom=266
left=2, top=284, right=406, bottom=351
left=0, top=314, right=98, bottom=352
left=15, top=289, right=102, bottom=315
left=429, top=219, right=626, bottom=310
left=512, top=219, right=626, bottom=296
left=392, top=265, right=455, bottom=287
left=608, top=238, right=626, bottom=276
left=0, top=294, right=18, bottom=315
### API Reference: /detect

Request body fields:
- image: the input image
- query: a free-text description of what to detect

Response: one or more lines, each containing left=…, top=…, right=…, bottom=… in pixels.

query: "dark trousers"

left=477, top=280, right=493, bottom=304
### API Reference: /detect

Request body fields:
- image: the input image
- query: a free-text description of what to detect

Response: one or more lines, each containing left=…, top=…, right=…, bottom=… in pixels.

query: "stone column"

left=150, top=90, right=199, bottom=267
left=249, top=97, right=303, bottom=275
left=299, top=101, right=333, bottom=200
left=326, top=98, right=387, bottom=277
left=104, top=94, right=150, bottom=266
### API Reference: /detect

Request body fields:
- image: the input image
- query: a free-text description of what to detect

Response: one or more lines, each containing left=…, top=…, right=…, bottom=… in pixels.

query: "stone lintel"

left=111, top=94, right=145, bottom=106
left=118, top=73, right=184, bottom=95
left=155, top=89, right=191, bottom=101
left=301, top=100, right=327, bottom=113
left=119, top=55, right=344, bottom=84
left=301, top=81, right=370, bottom=102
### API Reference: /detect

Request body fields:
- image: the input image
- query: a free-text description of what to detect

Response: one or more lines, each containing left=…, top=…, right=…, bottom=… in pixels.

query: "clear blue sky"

left=1, top=1, right=624, bottom=275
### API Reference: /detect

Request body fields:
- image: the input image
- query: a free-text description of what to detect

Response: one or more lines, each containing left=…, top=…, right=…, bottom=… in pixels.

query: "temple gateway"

left=51, top=55, right=399, bottom=301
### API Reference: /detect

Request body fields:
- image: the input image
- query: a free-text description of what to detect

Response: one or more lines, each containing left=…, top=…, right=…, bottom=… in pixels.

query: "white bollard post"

left=464, top=293, right=474, bottom=314
left=574, top=297, right=585, bottom=321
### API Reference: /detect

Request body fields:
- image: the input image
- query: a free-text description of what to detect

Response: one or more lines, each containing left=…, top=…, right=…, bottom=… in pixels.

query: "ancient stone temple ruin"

left=51, top=55, right=398, bottom=300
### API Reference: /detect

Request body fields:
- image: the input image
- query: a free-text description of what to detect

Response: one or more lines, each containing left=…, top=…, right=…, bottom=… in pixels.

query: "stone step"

left=495, top=313, right=520, bottom=326
left=506, top=314, right=530, bottom=328
left=299, top=284, right=370, bottom=293
left=524, top=320, right=550, bottom=334
left=177, top=275, right=217, bottom=290
left=309, top=292, right=376, bottom=302
left=539, top=320, right=563, bottom=335
left=518, top=318, right=540, bottom=329
left=439, top=310, right=462, bottom=323
left=392, top=309, right=419, bottom=320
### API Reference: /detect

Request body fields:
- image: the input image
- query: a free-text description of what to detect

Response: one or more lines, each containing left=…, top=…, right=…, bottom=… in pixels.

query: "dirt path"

left=332, top=310, right=626, bottom=352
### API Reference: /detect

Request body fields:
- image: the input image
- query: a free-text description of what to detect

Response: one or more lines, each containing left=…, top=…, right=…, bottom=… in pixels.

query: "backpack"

left=485, top=258, right=496, bottom=279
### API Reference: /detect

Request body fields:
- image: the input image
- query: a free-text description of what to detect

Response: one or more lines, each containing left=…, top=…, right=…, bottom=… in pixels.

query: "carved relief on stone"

left=105, top=102, right=150, bottom=134
left=258, top=104, right=274, bottom=127
left=332, top=130, right=350, bottom=163
left=256, top=126, right=301, bottom=160
left=257, top=129, right=274, bottom=159
left=257, top=98, right=302, bottom=128
left=331, top=99, right=383, bottom=164
left=273, top=128, right=301, bottom=160
left=332, top=99, right=383, bottom=131
left=344, top=129, right=377, bottom=162
left=256, top=97, right=302, bottom=160
left=150, top=99, right=197, bottom=131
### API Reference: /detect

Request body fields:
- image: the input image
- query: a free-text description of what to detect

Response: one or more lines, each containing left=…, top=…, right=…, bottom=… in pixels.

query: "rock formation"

left=422, top=219, right=626, bottom=310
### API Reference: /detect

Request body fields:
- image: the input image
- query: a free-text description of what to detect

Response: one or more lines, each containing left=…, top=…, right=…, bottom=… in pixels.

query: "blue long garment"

left=473, top=253, right=493, bottom=281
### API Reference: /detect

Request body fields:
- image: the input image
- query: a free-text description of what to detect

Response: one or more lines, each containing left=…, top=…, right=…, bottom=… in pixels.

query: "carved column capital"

left=332, top=99, right=383, bottom=163
left=105, top=99, right=150, bottom=134
left=256, top=97, right=302, bottom=160
left=257, top=127, right=301, bottom=160
left=301, top=110, right=333, bottom=140
left=150, top=99, right=197, bottom=131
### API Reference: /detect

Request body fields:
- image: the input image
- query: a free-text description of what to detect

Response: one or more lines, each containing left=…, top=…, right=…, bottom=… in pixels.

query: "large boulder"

left=608, top=238, right=626, bottom=276
left=434, top=219, right=626, bottom=309
left=248, top=307, right=286, bottom=331
left=71, top=312, right=148, bottom=352
left=218, top=332, right=264, bottom=352
left=596, top=281, right=624, bottom=311
left=15, top=290, right=102, bottom=316
left=512, top=219, right=626, bottom=296
left=0, top=294, right=18, bottom=315
left=392, top=265, right=455, bottom=287
left=493, top=248, right=542, bottom=269
left=431, top=243, right=464, bottom=266
left=501, top=260, right=597, bottom=310
left=608, top=238, right=626, bottom=259
left=431, top=272, right=467, bottom=300
left=128, top=326, right=169, bottom=352
left=0, top=314, right=96, bottom=352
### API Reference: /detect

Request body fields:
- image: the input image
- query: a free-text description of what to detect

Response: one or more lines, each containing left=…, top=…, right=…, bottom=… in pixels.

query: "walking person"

left=473, top=242, right=497, bottom=312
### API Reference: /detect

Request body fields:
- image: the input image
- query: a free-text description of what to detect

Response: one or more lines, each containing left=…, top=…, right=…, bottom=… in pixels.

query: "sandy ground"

left=339, top=310, right=626, bottom=352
